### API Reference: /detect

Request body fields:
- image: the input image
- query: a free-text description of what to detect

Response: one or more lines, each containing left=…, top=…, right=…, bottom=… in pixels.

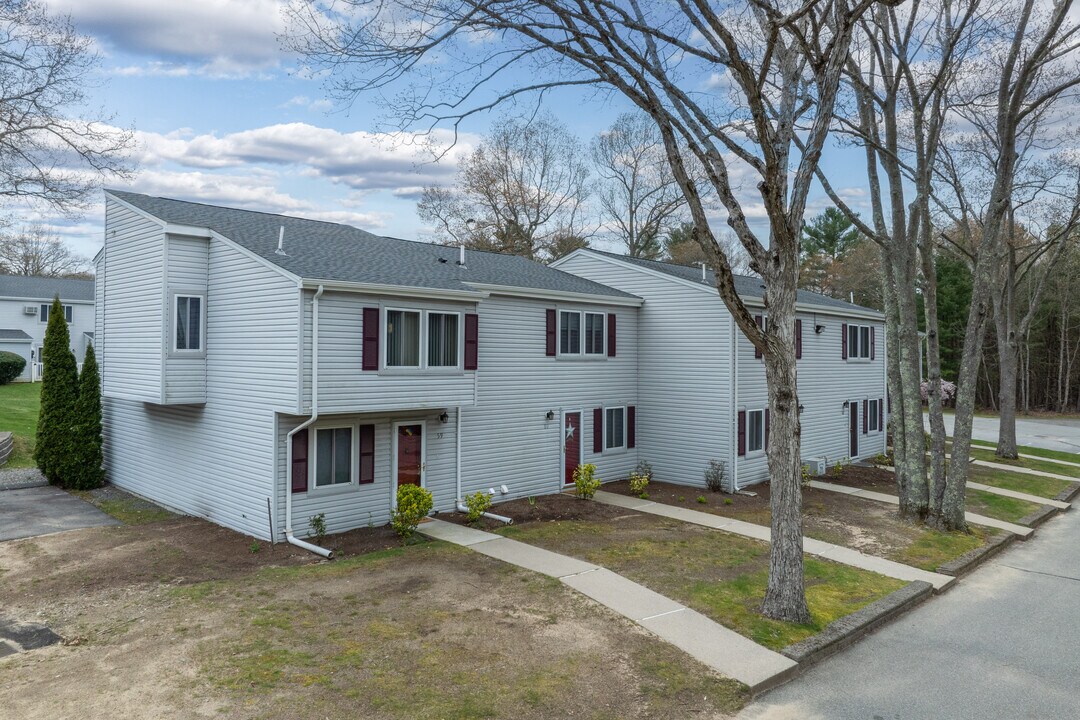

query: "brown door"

left=396, top=424, right=423, bottom=487
left=564, top=412, right=581, bottom=485
left=849, top=402, right=859, bottom=458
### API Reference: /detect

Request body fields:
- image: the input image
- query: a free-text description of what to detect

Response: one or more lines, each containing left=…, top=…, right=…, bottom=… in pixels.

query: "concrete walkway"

left=0, top=485, right=120, bottom=541
left=877, top=462, right=1070, bottom=510
left=418, top=518, right=797, bottom=692
left=594, top=491, right=955, bottom=592
left=808, top=480, right=1034, bottom=538
left=969, top=439, right=1080, bottom=469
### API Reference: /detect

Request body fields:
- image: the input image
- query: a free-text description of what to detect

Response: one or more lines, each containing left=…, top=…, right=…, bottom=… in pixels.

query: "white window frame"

left=847, top=323, right=872, bottom=361
left=747, top=409, right=765, bottom=454
left=558, top=309, right=607, bottom=359
left=868, top=399, right=880, bottom=432
left=172, top=293, right=205, bottom=354
left=381, top=307, right=464, bottom=372
left=604, top=405, right=626, bottom=451
left=39, top=303, right=73, bottom=324
left=312, top=424, right=357, bottom=491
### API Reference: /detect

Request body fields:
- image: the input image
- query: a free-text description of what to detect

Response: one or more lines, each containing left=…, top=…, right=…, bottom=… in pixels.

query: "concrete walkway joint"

left=418, top=518, right=796, bottom=692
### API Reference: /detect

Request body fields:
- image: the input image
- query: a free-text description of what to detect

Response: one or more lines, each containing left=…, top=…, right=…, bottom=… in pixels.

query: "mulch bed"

left=440, top=491, right=635, bottom=531
left=816, top=463, right=899, bottom=491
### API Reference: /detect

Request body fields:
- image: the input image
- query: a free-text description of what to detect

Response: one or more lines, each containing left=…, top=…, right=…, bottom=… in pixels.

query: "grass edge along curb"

left=936, top=533, right=1015, bottom=577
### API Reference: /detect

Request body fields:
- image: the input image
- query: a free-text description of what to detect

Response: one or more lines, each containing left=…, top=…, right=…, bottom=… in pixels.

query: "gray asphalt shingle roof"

left=0, top=275, right=94, bottom=302
left=0, top=329, right=32, bottom=340
left=586, top=250, right=881, bottom=314
left=108, top=191, right=638, bottom=301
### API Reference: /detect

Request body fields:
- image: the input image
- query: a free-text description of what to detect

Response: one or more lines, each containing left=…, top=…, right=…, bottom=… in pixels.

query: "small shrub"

left=800, top=463, right=812, bottom=487
left=704, top=459, right=727, bottom=493
left=573, top=463, right=600, bottom=499
left=696, top=495, right=707, bottom=504
left=723, top=498, right=733, bottom=506
left=677, top=495, right=685, bottom=503
left=633, top=459, right=653, bottom=482
left=464, top=490, right=493, bottom=525
left=872, top=452, right=893, bottom=466
left=527, top=496, right=537, bottom=507
left=392, top=485, right=434, bottom=539
left=830, top=458, right=846, bottom=477
left=628, top=472, right=649, bottom=498
left=309, top=513, right=327, bottom=544
left=0, top=351, right=26, bottom=385
left=249, top=541, right=261, bottom=554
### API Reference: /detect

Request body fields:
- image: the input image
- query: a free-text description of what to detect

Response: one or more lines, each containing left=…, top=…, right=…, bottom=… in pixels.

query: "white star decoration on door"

left=565, top=425, right=575, bottom=440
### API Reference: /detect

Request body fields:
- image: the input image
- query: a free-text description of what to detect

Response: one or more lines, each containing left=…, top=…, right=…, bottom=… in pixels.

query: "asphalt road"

left=932, top=412, right=1080, bottom=454
left=740, top=489, right=1080, bottom=719
left=0, top=485, right=119, bottom=541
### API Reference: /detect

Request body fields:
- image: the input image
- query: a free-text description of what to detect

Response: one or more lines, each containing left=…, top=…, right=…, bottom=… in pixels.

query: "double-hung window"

left=560, top=310, right=605, bottom=356
left=605, top=407, right=625, bottom=450
left=747, top=409, right=765, bottom=453
left=40, top=304, right=73, bottom=324
left=315, top=427, right=353, bottom=487
left=386, top=309, right=421, bottom=367
left=174, top=295, right=203, bottom=352
left=847, top=324, right=872, bottom=359
left=868, top=399, right=880, bottom=432
left=427, top=312, right=459, bottom=367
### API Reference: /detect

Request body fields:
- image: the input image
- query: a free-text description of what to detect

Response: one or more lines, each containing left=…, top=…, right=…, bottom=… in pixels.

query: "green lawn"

left=0, top=382, right=40, bottom=467
left=891, top=526, right=996, bottom=572
left=965, top=488, right=1040, bottom=523
left=499, top=516, right=905, bottom=651
left=969, top=438, right=1080, bottom=465
left=968, top=465, right=1074, bottom=500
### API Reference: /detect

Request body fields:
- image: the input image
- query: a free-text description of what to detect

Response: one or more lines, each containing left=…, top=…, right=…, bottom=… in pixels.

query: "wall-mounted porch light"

left=439, top=412, right=449, bottom=424
left=545, top=410, right=555, bottom=421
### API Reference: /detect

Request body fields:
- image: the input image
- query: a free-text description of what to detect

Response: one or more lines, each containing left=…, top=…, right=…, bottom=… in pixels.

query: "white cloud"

left=280, top=95, right=334, bottom=112
left=49, top=0, right=289, bottom=76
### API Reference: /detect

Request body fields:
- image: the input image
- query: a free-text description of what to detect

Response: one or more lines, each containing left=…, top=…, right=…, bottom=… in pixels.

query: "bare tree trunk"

left=993, top=259, right=1019, bottom=458
left=920, top=221, right=948, bottom=502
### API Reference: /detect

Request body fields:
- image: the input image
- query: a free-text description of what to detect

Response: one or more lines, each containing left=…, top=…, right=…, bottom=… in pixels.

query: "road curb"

left=1054, top=482, right=1080, bottom=504
left=1018, top=504, right=1059, bottom=529
left=779, top=581, right=932, bottom=667
left=937, top=532, right=1015, bottom=577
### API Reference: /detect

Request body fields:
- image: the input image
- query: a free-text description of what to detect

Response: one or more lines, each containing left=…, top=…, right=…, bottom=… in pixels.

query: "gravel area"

left=0, top=467, right=47, bottom=491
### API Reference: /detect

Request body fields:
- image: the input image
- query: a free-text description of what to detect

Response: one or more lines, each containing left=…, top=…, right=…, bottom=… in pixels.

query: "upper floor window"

left=560, top=310, right=605, bottom=356
left=386, top=309, right=421, bottom=367
left=40, top=303, right=72, bottom=324
left=848, top=324, right=872, bottom=359
left=174, top=295, right=203, bottom=351
left=427, top=312, right=459, bottom=367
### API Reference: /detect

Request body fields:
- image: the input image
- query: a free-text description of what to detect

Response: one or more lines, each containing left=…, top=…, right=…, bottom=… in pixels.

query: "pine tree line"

left=35, top=295, right=104, bottom=490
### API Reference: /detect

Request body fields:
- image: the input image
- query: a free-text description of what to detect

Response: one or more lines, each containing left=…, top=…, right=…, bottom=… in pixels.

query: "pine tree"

left=68, top=343, right=105, bottom=490
left=34, top=296, right=79, bottom=485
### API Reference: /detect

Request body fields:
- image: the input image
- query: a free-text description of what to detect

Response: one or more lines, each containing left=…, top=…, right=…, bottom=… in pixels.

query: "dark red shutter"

left=362, top=307, right=380, bottom=371
left=627, top=405, right=636, bottom=449
left=870, top=326, right=876, bottom=360
left=795, top=319, right=803, bottom=360
left=593, top=407, right=603, bottom=454
left=545, top=309, right=556, bottom=356
left=291, top=429, right=309, bottom=493
left=464, top=313, right=479, bottom=370
left=607, top=313, right=616, bottom=357
left=358, top=424, right=375, bottom=484
left=879, top=398, right=884, bottom=430
left=863, top=399, right=868, bottom=434
left=754, top=315, right=763, bottom=359
left=841, top=322, right=848, bottom=359
left=764, top=409, right=770, bottom=449
left=737, top=410, right=746, bottom=456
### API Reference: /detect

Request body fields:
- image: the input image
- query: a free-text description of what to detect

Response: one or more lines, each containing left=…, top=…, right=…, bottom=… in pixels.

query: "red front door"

left=397, top=424, right=423, bottom=487
left=564, top=412, right=581, bottom=485
left=849, top=402, right=859, bottom=458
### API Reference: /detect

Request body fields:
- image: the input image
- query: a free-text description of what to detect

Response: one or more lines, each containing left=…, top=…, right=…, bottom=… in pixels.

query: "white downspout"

left=284, top=284, right=333, bottom=558
left=732, top=317, right=739, bottom=492
left=454, top=404, right=511, bottom=524
left=882, top=323, right=889, bottom=455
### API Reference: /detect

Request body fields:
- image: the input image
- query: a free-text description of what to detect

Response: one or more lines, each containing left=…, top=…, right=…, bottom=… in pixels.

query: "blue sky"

left=35, top=0, right=868, bottom=262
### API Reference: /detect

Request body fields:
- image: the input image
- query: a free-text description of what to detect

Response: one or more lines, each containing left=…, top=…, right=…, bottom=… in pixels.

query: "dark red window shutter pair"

left=754, top=315, right=764, bottom=359
left=737, top=410, right=746, bottom=456
left=593, top=407, right=603, bottom=454
left=841, top=322, right=848, bottom=359
left=291, top=429, right=309, bottom=493
left=545, top=309, right=557, bottom=356
left=465, top=313, right=479, bottom=370
left=764, top=409, right=770, bottom=449
left=878, top=398, right=884, bottom=430
left=362, top=307, right=380, bottom=371
left=870, top=326, right=876, bottom=360
left=795, top=319, right=803, bottom=360
left=627, top=406, right=636, bottom=449
left=863, top=399, right=869, bottom=434
left=607, top=314, right=617, bottom=357
left=359, top=424, right=375, bottom=484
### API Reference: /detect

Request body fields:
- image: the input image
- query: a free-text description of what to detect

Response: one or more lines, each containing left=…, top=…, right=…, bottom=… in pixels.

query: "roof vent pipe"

left=696, top=261, right=706, bottom=282
left=459, top=241, right=466, bottom=268
left=275, top=226, right=287, bottom=256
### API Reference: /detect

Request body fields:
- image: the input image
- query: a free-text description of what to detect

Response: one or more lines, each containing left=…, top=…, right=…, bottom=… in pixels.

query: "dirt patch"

left=815, top=464, right=899, bottom=491
left=442, top=491, right=634, bottom=530
left=0, top=515, right=746, bottom=719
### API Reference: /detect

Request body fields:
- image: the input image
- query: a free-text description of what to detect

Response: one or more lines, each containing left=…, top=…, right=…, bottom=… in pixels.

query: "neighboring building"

left=95, top=190, right=885, bottom=544
left=0, top=274, right=95, bottom=381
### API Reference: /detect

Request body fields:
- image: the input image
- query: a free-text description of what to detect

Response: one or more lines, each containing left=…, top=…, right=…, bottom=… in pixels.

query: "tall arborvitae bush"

left=69, top=343, right=105, bottom=490
left=35, top=296, right=79, bottom=484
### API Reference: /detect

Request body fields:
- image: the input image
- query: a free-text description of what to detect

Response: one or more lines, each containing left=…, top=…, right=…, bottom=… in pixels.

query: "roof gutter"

left=300, top=279, right=488, bottom=302
left=463, top=282, right=644, bottom=307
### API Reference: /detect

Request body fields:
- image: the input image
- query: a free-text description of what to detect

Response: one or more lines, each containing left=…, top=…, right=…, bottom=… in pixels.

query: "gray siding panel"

left=101, top=199, right=165, bottom=401
left=163, top=234, right=209, bottom=404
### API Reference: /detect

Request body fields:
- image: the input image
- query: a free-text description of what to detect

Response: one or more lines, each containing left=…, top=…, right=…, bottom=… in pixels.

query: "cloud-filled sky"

left=23, top=0, right=874, bottom=262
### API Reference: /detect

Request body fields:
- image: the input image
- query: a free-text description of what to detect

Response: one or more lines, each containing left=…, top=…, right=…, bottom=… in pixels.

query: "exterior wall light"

left=546, top=410, right=555, bottom=421
left=439, top=412, right=449, bottom=424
